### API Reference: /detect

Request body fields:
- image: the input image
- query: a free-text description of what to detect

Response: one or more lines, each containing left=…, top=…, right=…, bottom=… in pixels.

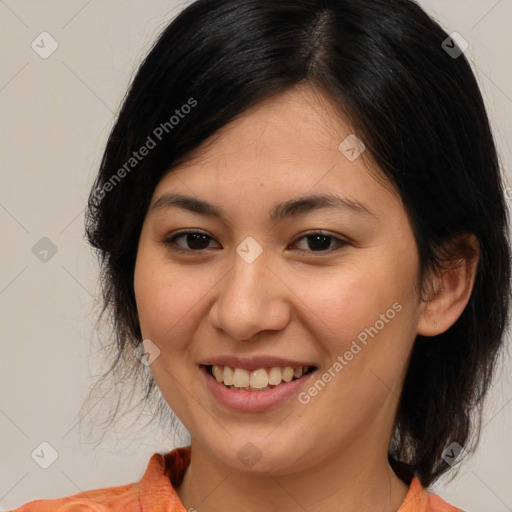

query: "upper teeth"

left=211, top=365, right=310, bottom=389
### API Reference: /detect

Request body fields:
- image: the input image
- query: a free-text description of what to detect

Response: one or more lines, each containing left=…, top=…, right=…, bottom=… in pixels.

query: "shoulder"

left=10, top=448, right=191, bottom=512
left=398, top=474, right=466, bottom=512
left=9, top=481, right=139, bottom=512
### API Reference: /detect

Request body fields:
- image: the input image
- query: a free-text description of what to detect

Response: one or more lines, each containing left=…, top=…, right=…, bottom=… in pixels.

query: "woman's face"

left=134, top=86, right=426, bottom=475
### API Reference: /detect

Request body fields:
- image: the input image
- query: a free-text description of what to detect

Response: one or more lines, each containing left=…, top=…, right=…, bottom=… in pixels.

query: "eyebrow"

left=150, top=192, right=375, bottom=222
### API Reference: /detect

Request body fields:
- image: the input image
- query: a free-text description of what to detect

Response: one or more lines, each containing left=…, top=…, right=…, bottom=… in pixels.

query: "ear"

left=417, top=233, right=479, bottom=336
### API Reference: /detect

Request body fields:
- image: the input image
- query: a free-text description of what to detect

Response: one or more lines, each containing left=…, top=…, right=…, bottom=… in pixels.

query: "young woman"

left=13, top=0, right=510, bottom=511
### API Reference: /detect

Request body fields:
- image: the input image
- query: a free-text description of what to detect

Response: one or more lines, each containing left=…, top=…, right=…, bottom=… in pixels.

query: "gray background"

left=1, top=1, right=511, bottom=511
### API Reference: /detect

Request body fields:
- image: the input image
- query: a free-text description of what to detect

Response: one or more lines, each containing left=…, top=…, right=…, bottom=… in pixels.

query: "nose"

left=208, top=249, right=292, bottom=341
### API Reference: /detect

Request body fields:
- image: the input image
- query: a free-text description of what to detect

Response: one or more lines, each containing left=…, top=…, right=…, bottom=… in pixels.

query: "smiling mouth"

left=204, top=364, right=316, bottom=392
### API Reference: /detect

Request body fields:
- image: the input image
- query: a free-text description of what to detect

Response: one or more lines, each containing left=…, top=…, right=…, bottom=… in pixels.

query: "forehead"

left=175, top=86, right=357, bottom=169
left=153, top=86, right=398, bottom=214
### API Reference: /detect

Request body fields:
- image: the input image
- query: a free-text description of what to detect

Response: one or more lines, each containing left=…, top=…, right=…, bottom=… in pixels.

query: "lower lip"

left=201, top=366, right=316, bottom=412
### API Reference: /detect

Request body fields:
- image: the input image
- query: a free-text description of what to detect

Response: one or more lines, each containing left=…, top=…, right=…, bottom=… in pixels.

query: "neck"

left=176, top=437, right=409, bottom=512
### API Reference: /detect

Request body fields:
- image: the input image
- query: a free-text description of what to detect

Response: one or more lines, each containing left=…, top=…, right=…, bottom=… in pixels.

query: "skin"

left=133, top=85, right=478, bottom=512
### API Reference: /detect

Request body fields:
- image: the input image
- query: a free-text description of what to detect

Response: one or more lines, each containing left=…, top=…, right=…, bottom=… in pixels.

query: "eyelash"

left=162, top=230, right=348, bottom=255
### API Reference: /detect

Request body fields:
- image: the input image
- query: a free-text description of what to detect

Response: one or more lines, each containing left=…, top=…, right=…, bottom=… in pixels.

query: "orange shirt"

left=12, top=446, right=464, bottom=512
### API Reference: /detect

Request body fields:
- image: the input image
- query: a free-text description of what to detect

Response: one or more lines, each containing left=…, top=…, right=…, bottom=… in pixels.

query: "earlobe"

left=417, top=234, right=479, bottom=337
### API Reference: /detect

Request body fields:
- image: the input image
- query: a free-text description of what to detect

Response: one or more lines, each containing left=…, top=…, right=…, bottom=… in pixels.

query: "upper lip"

left=199, top=356, right=316, bottom=371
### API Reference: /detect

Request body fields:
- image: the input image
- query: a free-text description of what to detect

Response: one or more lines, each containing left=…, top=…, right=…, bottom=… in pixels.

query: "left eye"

left=163, top=231, right=347, bottom=254
left=291, top=232, right=347, bottom=253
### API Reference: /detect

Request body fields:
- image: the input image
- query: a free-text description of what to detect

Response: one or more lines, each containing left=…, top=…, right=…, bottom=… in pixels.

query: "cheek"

left=133, top=246, right=192, bottom=347
left=297, top=261, right=402, bottom=337
left=133, top=244, right=222, bottom=353
left=299, top=248, right=419, bottom=365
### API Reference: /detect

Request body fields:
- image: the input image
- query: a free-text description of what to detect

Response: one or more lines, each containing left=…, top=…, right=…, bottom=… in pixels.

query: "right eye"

left=163, top=230, right=221, bottom=253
